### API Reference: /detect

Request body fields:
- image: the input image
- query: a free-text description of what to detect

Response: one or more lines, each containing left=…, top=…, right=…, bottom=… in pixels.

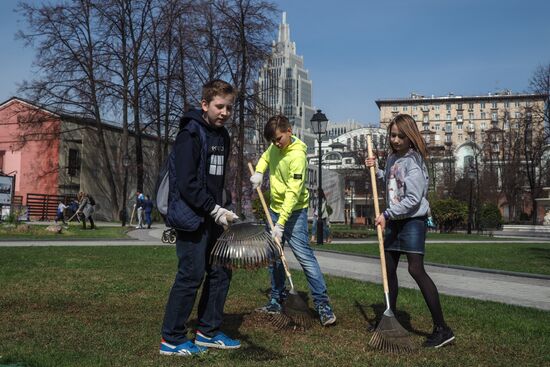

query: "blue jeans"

left=311, top=218, right=330, bottom=240
left=145, top=210, right=152, bottom=226
left=161, top=218, right=232, bottom=344
left=268, top=208, right=330, bottom=308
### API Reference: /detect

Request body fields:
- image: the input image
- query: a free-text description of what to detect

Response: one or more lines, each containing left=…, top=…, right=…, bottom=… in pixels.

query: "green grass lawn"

left=0, top=246, right=549, bottom=367
left=327, top=224, right=514, bottom=241
left=0, top=224, right=130, bottom=240
left=314, top=242, right=550, bottom=276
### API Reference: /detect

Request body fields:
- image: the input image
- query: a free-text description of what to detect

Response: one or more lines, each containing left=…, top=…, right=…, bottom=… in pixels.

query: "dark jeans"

left=161, top=218, right=232, bottom=345
left=80, top=214, right=95, bottom=229
left=145, top=211, right=152, bottom=227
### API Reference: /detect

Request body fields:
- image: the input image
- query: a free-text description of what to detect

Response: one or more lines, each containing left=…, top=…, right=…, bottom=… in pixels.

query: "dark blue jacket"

left=167, top=109, right=230, bottom=231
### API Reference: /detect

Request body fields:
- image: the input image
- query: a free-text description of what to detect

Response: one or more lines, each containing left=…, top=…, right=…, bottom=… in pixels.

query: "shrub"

left=479, top=203, right=503, bottom=230
left=430, top=198, right=467, bottom=232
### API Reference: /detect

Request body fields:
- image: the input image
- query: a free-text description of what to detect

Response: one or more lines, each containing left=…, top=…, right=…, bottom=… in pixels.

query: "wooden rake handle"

left=247, top=162, right=294, bottom=283
left=367, top=136, right=390, bottom=295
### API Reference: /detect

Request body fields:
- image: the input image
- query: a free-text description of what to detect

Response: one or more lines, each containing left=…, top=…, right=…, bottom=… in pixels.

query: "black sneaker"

left=423, top=325, right=455, bottom=348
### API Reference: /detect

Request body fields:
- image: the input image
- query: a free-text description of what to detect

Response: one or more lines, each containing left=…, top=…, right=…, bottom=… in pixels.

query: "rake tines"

left=368, top=313, right=415, bottom=353
left=210, top=222, right=282, bottom=270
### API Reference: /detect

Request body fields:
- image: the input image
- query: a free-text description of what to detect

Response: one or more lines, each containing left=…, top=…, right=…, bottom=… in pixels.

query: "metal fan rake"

left=210, top=222, right=282, bottom=269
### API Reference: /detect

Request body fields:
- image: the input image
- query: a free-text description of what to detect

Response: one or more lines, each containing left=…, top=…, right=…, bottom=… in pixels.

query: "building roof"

left=375, top=92, right=549, bottom=108
left=0, top=96, right=166, bottom=142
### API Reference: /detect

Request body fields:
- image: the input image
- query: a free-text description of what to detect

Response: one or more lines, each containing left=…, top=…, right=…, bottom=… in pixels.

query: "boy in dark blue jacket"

left=160, top=80, right=239, bottom=357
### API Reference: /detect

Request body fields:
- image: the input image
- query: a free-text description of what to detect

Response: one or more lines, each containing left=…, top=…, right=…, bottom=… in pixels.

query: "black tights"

left=385, top=251, right=446, bottom=327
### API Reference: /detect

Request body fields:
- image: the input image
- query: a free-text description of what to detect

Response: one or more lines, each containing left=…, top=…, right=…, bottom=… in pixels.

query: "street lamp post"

left=349, top=180, right=355, bottom=228
left=467, top=166, right=475, bottom=234
left=310, top=109, right=328, bottom=246
left=121, top=154, right=130, bottom=227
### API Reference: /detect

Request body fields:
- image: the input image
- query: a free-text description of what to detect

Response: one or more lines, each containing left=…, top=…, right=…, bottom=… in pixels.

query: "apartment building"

left=376, top=90, right=547, bottom=173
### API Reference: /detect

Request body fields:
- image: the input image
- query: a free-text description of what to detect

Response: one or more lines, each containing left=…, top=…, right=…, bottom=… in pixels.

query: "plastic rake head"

left=210, top=222, right=282, bottom=269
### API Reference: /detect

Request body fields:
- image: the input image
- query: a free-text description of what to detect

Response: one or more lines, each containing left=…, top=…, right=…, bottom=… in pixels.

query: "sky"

left=1, top=0, right=550, bottom=124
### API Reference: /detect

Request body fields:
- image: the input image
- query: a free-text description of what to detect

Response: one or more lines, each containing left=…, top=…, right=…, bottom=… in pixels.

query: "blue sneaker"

left=316, top=303, right=336, bottom=326
left=195, top=331, right=241, bottom=349
left=256, top=298, right=282, bottom=314
left=159, top=339, right=207, bottom=356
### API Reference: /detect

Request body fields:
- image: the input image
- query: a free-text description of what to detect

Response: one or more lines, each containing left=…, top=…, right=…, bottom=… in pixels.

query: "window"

left=480, top=102, right=485, bottom=109
left=435, top=113, right=440, bottom=120
left=435, top=105, right=440, bottom=111
left=446, top=104, right=452, bottom=111
left=492, top=101, right=498, bottom=108
left=457, top=123, right=463, bottom=130
left=435, top=123, right=440, bottom=131
left=68, top=149, right=81, bottom=176
left=481, top=112, right=486, bottom=119
left=457, top=103, right=463, bottom=110
left=413, top=105, right=418, bottom=111
left=468, top=103, right=474, bottom=110
left=434, top=134, right=441, bottom=141
left=403, top=106, right=408, bottom=111
left=392, top=105, right=399, bottom=111
left=515, top=101, right=520, bottom=107
left=446, top=122, right=452, bottom=132
left=0, top=150, right=5, bottom=172
left=481, top=122, right=486, bottom=130
left=515, top=112, right=521, bottom=118
left=458, top=133, right=463, bottom=141
left=469, top=112, right=474, bottom=120
left=423, top=115, right=429, bottom=123
left=491, top=112, right=498, bottom=121
left=446, top=113, right=451, bottom=120
left=504, top=101, right=509, bottom=108
left=457, top=114, right=463, bottom=121
left=445, top=134, right=452, bottom=143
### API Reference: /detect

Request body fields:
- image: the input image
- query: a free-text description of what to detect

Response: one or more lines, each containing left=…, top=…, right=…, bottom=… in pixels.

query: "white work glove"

left=272, top=223, right=284, bottom=242
left=210, top=204, right=239, bottom=226
left=250, top=172, right=263, bottom=190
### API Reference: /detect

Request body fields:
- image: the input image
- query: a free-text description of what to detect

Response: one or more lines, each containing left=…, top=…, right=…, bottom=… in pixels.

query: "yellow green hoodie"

left=255, top=136, right=309, bottom=225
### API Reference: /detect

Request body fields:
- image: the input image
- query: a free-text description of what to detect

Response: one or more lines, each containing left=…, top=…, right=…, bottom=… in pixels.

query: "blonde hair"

left=387, top=114, right=428, bottom=159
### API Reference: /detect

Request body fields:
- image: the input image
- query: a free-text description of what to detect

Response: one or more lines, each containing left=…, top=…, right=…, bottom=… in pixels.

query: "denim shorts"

left=384, top=216, right=427, bottom=255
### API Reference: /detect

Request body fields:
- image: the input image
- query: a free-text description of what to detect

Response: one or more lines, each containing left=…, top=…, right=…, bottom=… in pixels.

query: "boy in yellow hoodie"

left=250, top=115, right=336, bottom=326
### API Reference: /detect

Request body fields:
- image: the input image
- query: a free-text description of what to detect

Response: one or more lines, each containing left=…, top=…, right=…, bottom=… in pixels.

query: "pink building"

left=0, top=97, right=161, bottom=220
left=0, top=98, right=60, bottom=203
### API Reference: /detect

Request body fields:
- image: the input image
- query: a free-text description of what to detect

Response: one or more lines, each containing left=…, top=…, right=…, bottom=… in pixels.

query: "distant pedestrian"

left=76, top=192, right=95, bottom=230
left=135, top=191, right=145, bottom=229
left=143, top=195, right=154, bottom=229
left=55, top=201, right=67, bottom=225
left=311, top=188, right=332, bottom=244
left=365, top=114, right=454, bottom=348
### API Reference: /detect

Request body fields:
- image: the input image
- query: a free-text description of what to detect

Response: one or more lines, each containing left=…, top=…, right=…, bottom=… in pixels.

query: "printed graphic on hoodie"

left=209, top=145, right=225, bottom=176
left=388, top=162, right=405, bottom=205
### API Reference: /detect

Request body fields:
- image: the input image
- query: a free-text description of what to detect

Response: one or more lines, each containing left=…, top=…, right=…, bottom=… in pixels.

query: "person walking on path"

left=250, top=114, right=336, bottom=327
left=365, top=113, right=454, bottom=348
left=143, top=195, right=154, bottom=229
left=159, top=79, right=240, bottom=357
left=311, top=188, right=332, bottom=244
left=76, top=192, right=95, bottom=230
left=135, top=191, right=145, bottom=229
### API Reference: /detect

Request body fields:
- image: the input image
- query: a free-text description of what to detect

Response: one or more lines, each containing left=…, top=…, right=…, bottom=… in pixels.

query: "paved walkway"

left=1, top=225, right=549, bottom=311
